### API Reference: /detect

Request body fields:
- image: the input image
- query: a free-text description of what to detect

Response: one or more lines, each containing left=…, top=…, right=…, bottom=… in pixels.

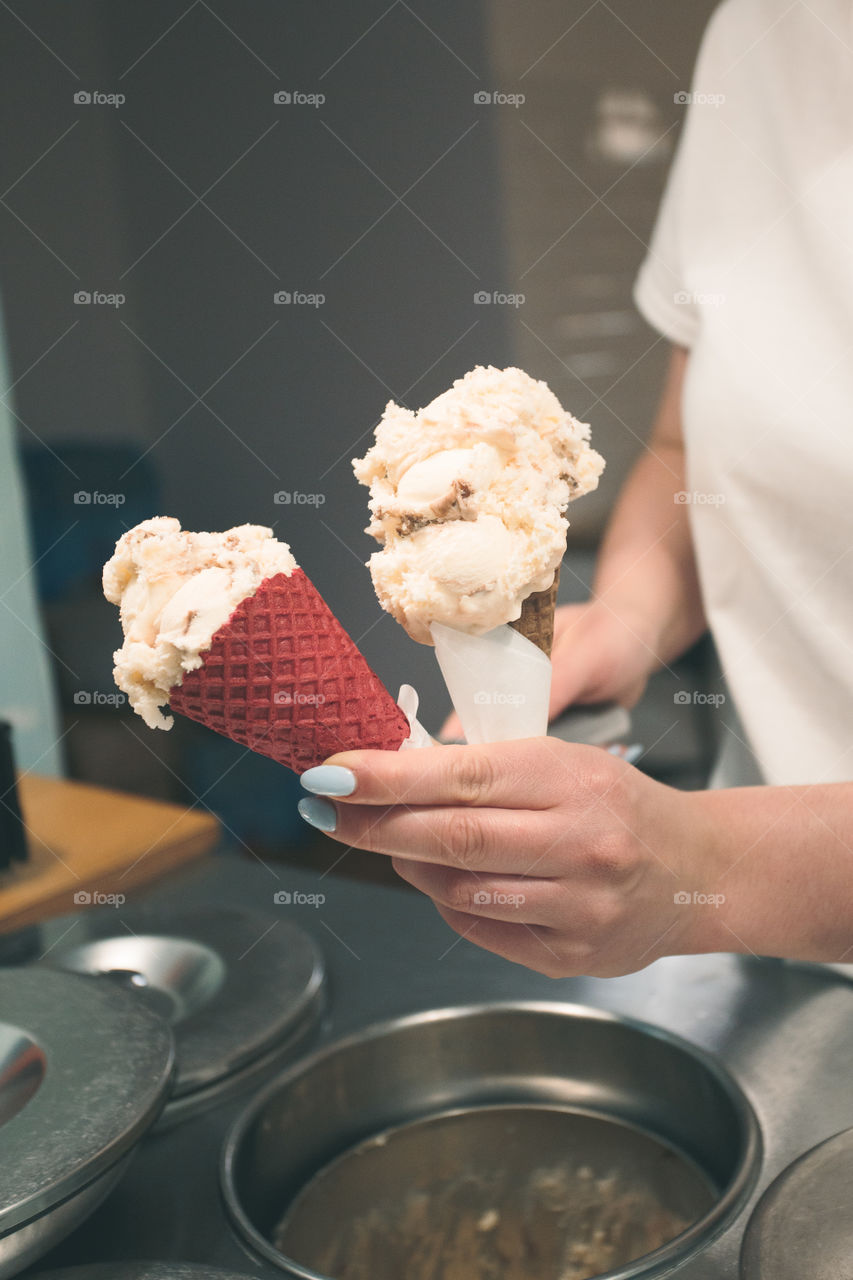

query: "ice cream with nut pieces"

left=352, top=366, right=604, bottom=644
left=103, top=517, right=297, bottom=730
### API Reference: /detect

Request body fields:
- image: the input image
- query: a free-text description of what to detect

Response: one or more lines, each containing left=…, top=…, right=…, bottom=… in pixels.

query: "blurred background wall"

left=0, top=0, right=718, bottom=852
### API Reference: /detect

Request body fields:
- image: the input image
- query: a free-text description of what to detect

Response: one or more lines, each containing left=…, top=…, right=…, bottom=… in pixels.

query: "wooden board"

left=0, top=773, right=219, bottom=933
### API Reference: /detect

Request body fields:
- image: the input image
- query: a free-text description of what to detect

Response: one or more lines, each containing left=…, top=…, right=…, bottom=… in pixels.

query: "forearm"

left=687, top=784, right=853, bottom=962
left=592, top=346, right=706, bottom=670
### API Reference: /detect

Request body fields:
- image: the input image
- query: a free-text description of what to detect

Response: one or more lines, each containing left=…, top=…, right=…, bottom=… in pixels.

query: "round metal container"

left=740, top=1125, right=853, bottom=1279
left=222, top=1001, right=761, bottom=1280
left=43, top=906, right=326, bottom=1124
left=0, top=968, right=174, bottom=1279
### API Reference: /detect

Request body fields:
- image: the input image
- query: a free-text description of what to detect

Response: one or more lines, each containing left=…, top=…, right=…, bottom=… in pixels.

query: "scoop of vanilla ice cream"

left=352, top=366, right=604, bottom=643
left=103, top=517, right=297, bottom=729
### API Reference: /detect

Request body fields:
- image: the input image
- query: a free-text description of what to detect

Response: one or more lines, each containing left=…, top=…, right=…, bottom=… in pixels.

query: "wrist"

left=683, top=786, right=853, bottom=963
left=666, top=788, right=740, bottom=955
left=587, top=593, right=665, bottom=677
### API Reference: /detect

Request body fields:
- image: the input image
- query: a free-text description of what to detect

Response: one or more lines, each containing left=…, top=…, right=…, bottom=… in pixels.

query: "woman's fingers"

left=391, top=856, right=557, bottom=924
left=307, top=740, right=599, bottom=811
left=431, top=904, right=572, bottom=978
left=319, top=801, right=570, bottom=876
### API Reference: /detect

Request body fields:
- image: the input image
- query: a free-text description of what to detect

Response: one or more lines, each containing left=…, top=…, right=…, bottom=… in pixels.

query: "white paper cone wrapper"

left=397, top=684, right=434, bottom=750
left=430, top=621, right=551, bottom=744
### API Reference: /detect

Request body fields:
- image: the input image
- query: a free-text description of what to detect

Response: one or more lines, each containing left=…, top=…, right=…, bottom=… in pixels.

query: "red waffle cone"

left=169, top=570, right=410, bottom=773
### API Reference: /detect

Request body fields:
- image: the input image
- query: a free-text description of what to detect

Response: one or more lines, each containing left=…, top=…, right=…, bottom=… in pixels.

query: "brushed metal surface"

left=41, top=906, right=326, bottom=1102
left=0, top=968, right=173, bottom=1278
left=740, top=1125, right=853, bottom=1280
left=28, top=857, right=853, bottom=1280
left=222, top=1002, right=760, bottom=1278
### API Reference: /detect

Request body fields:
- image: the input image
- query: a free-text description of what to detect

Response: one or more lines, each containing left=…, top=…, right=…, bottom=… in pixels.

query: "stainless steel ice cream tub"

left=222, top=1001, right=761, bottom=1279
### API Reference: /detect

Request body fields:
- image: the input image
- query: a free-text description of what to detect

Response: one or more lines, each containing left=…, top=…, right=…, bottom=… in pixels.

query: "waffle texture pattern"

left=170, top=570, right=410, bottom=772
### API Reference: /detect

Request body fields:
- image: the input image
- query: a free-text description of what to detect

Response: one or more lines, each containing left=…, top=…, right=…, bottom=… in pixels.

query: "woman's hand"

left=297, top=739, right=723, bottom=978
left=548, top=599, right=658, bottom=718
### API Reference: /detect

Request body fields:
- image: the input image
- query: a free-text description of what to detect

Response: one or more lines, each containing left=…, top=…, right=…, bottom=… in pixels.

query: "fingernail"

left=298, top=796, right=337, bottom=832
left=300, top=765, right=356, bottom=797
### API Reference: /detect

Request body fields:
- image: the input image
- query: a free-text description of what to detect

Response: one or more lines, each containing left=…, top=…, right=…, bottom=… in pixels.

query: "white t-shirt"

left=634, top=0, right=853, bottom=786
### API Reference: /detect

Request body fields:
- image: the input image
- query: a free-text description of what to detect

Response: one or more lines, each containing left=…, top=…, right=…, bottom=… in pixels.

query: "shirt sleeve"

left=633, top=2, right=732, bottom=348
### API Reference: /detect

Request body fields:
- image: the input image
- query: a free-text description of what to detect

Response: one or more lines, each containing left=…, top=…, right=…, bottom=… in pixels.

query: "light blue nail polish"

left=300, top=765, right=357, bottom=797
left=607, top=743, right=645, bottom=764
left=298, top=796, right=337, bottom=832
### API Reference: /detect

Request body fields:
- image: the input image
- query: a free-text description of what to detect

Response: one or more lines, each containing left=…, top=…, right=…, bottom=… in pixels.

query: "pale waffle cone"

left=509, top=567, right=560, bottom=656
left=169, top=570, right=410, bottom=774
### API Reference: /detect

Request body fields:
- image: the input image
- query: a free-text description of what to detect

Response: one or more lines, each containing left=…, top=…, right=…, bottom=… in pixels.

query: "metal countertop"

left=26, top=848, right=853, bottom=1280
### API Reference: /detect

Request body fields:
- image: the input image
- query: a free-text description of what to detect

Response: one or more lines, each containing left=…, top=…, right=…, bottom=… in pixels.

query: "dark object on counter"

left=0, top=721, right=28, bottom=870
left=740, top=1124, right=853, bottom=1280
left=222, top=1002, right=761, bottom=1279
left=0, top=967, right=174, bottom=1278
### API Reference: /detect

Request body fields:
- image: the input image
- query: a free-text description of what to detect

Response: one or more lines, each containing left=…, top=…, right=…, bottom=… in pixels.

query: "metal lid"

left=741, top=1125, right=853, bottom=1279
left=0, top=967, right=174, bottom=1234
left=45, top=905, right=325, bottom=1097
